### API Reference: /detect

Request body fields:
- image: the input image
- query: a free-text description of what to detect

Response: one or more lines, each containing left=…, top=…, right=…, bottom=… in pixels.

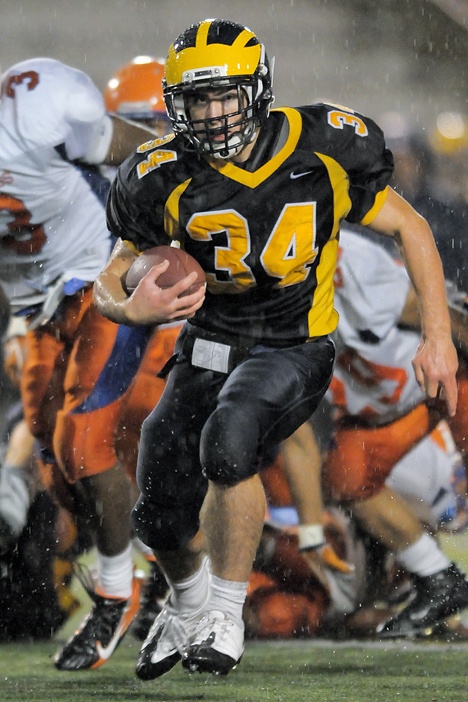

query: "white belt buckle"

left=192, top=338, right=231, bottom=373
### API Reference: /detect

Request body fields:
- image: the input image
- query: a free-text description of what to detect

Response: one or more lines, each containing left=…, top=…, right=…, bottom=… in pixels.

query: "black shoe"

left=135, top=600, right=202, bottom=680
left=54, top=576, right=140, bottom=671
left=182, top=610, right=244, bottom=676
left=133, top=561, right=169, bottom=641
left=135, top=556, right=211, bottom=680
left=377, top=563, right=468, bottom=638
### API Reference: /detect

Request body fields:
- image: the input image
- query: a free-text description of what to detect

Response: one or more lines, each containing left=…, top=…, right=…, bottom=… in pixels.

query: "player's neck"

left=230, top=130, right=261, bottom=164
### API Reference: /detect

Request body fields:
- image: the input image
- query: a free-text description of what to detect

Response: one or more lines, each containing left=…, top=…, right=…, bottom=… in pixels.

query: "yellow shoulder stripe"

left=315, top=153, right=352, bottom=235
left=164, top=178, right=192, bottom=241
left=360, top=185, right=390, bottom=226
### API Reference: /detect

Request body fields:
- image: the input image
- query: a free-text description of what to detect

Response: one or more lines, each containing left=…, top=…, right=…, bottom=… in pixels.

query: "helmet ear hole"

left=163, top=19, right=275, bottom=159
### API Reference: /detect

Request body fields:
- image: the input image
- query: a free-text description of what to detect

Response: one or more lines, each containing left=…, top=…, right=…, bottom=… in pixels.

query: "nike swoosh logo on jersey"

left=290, top=170, right=313, bottom=179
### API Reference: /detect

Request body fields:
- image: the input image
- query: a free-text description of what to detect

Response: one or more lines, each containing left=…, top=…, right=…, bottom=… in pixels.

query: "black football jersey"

left=107, top=103, right=393, bottom=345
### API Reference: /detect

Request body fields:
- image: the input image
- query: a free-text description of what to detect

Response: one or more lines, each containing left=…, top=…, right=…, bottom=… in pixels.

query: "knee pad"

left=131, top=492, right=204, bottom=551
left=201, top=406, right=259, bottom=485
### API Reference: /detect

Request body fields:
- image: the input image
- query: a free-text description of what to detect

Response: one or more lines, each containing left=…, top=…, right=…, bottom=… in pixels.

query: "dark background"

left=1, top=0, right=468, bottom=127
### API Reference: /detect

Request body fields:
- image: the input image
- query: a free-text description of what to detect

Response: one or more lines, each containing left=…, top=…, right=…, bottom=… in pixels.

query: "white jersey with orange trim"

left=327, top=228, right=424, bottom=421
left=386, top=420, right=466, bottom=529
left=0, top=58, right=113, bottom=312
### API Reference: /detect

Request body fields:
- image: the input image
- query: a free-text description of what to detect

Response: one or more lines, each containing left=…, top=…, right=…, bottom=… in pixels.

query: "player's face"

left=185, top=86, right=246, bottom=144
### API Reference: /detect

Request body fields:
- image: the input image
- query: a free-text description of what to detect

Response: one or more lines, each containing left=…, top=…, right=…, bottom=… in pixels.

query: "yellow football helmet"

left=104, top=56, right=171, bottom=136
left=163, top=19, right=274, bottom=159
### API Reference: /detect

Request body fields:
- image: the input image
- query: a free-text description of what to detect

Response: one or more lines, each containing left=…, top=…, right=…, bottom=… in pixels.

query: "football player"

left=255, top=405, right=468, bottom=640
left=93, top=19, right=457, bottom=678
left=0, top=58, right=157, bottom=669
left=103, top=55, right=356, bottom=641
left=322, top=226, right=468, bottom=638
left=0, top=55, right=181, bottom=648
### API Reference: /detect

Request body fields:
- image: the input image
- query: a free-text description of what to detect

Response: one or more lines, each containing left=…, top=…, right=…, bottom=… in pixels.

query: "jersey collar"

left=205, top=108, right=302, bottom=189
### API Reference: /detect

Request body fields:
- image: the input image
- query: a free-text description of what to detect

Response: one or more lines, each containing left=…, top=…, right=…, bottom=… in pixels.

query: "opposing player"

left=255, top=412, right=468, bottom=638
left=323, top=227, right=468, bottom=637
left=93, top=19, right=457, bottom=678
left=0, top=58, right=157, bottom=669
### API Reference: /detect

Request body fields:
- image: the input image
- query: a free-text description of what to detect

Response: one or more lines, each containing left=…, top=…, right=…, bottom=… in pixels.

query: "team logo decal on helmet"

left=163, top=19, right=274, bottom=159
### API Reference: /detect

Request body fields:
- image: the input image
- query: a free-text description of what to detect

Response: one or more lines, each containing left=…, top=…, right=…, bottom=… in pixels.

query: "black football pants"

left=131, top=330, right=335, bottom=551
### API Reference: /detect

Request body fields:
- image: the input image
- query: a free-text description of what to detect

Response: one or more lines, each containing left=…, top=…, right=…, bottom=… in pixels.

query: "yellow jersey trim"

left=164, top=178, right=192, bottom=241
left=360, top=185, right=389, bottom=226
left=123, top=240, right=140, bottom=255
left=206, top=107, right=303, bottom=188
left=307, top=237, right=340, bottom=337
left=306, top=153, right=351, bottom=336
left=315, top=153, right=352, bottom=229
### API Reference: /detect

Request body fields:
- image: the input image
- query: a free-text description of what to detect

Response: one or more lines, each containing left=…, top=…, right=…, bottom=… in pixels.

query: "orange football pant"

left=21, top=288, right=180, bottom=488
left=325, top=363, right=468, bottom=502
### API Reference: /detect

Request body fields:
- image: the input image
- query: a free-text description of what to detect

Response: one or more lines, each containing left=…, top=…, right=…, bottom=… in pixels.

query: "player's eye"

left=186, top=93, right=209, bottom=108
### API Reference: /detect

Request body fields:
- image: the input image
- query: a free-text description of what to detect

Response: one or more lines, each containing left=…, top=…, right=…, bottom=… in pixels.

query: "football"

left=124, top=245, right=206, bottom=296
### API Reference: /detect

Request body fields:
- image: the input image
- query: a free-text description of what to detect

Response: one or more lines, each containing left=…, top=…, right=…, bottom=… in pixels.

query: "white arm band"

left=297, top=524, right=325, bottom=551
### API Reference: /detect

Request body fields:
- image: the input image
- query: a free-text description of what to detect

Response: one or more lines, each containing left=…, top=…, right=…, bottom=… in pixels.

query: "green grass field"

left=1, top=531, right=468, bottom=702
left=2, top=637, right=468, bottom=702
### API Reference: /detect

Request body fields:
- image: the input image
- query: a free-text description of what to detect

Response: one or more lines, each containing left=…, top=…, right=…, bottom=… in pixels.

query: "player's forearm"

left=93, top=237, right=138, bottom=324
left=368, top=188, right=452, bottom=343
left=396, top=219, right=452, bottom=342
left=93, top=269, right=133, bottom=325
left=399, top=285, right=468, bottom=362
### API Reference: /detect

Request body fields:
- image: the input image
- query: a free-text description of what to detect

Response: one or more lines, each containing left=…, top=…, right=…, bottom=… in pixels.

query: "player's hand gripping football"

left=93, top=239, right=206, bottom=327
left=125, top=258, right=206, bottom=325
